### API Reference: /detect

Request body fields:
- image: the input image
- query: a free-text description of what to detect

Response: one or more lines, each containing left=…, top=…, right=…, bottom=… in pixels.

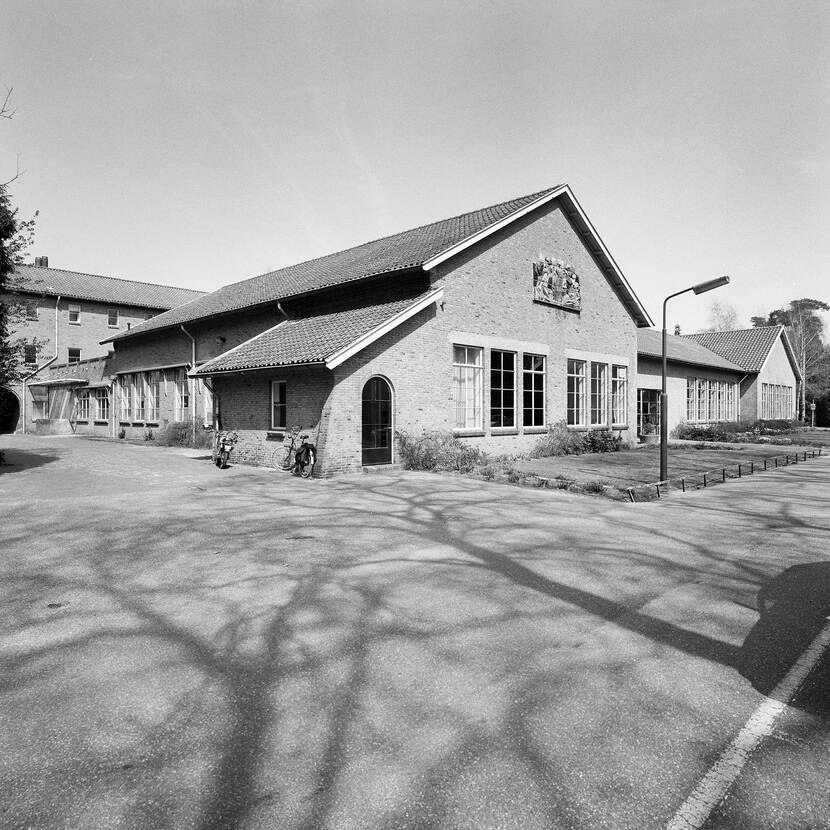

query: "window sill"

left=267, top=430, right=286, bottom=441
left=611, top=424, right=630, bottom=430
left=119, top=421, right=131, bottom=426
left=453, top=428, right=485, bottom=437
left=145, top=422, right=159, bottom=427
left=107, top=324, right=119, bottom=329
left=131, top=421, right=145, bottom=426
left=69, top=321, right=81, bottom=326
left=491, top=427, right=519, bottom=435
left=94, top=420, right=108, bottom=425
left=76, top=419, right=88, bottom=424
left=523, top=426, right=548, bottom=434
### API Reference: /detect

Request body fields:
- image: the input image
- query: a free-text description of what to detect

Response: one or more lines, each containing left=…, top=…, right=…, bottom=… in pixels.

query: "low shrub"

left=529, top=420, right=587, bottom=457
left=584, top=428, right=622, bottom=453
left=583, top=479, right=608, bottom=494
left=506, top=468, right=522, bottom=484
left=673, top=419, right=800, bottom=443
left=156, top=421, right=214, bottom=449
left=530, top=421, right=622, bottom=457
left=396, top=430, right=484, bottom=473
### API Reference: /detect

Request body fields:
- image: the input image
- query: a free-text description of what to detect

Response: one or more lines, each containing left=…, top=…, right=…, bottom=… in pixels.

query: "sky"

left=2, top=0, right=828, bottom=333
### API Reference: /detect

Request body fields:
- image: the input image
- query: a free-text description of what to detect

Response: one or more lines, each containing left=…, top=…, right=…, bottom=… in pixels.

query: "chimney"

left=34, top=255, right=49, bottom=267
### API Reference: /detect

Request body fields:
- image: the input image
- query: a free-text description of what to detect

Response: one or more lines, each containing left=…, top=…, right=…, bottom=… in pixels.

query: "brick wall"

left=8, top=294, right=160, bottom=366
left=314, top=199, right=640, bottom=473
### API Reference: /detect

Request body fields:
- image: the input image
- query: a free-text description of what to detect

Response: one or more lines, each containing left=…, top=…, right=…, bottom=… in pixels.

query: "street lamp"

left=661, top=275, right=730, bottom=481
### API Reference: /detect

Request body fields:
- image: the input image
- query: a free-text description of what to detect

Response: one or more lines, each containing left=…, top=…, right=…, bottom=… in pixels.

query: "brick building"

left=683, top=326, right=801, bottom=421
left=635, top=325, right=801, bottom=437
left=3, top=261, right=204, bottom=434
left=106, top=185, right=653, bottom=475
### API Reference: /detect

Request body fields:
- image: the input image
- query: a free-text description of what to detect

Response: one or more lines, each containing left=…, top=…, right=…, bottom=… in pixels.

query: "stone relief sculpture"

left=532, top=257, right=581, bottom=310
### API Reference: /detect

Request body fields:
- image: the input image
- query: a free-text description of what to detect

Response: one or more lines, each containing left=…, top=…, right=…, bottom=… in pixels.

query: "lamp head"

left=692, top=275, right=730, bottom=295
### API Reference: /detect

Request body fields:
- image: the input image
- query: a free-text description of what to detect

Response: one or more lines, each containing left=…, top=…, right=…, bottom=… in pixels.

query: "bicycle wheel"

left=271, top=445, right=294, bottom=471
left=219, top=449, right=229, bottom=469
left=299, top=449, right=315, bottom=479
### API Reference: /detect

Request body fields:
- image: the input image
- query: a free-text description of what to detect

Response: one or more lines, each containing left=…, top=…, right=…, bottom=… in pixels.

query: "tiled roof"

left=13, top=264, right=206, bottom=310
left=637, top=329, right=744, bottom=372
left=683, top=326, right=790, bottom=373
left=193, top=293, right=432, bottom=375
left=29, top=355, right=110, bottom=387
left=108, top=187, right=564, bottom=343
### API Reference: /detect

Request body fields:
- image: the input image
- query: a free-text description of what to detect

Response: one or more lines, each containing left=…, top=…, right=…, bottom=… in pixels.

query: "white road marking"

left=667, top=616, right=830, bottom=830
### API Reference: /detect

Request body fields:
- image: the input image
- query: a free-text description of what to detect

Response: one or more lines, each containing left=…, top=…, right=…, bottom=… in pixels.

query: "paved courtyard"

left=1, top=434, right=829, bottom=830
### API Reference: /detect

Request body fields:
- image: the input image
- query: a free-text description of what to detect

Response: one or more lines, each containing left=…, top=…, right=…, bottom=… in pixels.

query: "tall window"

left=709, top=382, right=718, bottom=422
left=68, top=303, right=81, bottom=324
left=611, top=365, right=627, bottom=425
left=107, top=308, right=119, bottom=327
left=175, top=369, right=189, bottom=420
left=522, top=354, right=545, bottom=427
left=95, top=388, right=109, bottom=421
left=23, top=344, right=37, bottom=365
left=26, top=302, right=38, bottom=321
left=120, top=375, right=132, bottom=420
left=68, top=347, right=81, bottom=364
left=271, top=381, right=286, bottom=429
left=490, top=350, right=515, bottom=428
left=696, top=379, right=707, bottom=421
left=590, top=362, right=608, bottom=426
left=453, top=345, right=483, bottom=429
left=566, top=359, right=587, bottom=426
left=134, top=374, right=146, bottom=420
left=76, top=390, right=90, bottom=420
left=146, top=371, right=161, bottom=421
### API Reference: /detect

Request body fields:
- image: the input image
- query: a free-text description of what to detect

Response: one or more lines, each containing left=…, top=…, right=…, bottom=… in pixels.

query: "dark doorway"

left=0, top=388, right=20, bottom=434
left=361, top=377, right=392, bottom=465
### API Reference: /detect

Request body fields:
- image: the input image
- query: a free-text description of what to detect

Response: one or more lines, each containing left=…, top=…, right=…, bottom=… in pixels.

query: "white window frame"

left=522, top=353, right=546, bottom=428
left=107, top=307, right=119, bottom=327
left=120, top=375, right=132, bottom=421
left=567, top=359, right=587, bottom=427
left=76, top=390, right=90, bottom=421
left=95, top=388, right=109, bottom=422
left=146, top=371, right=161, bottom=422
left=68, top=303, right=81, bottom=324
left=611, top=365, right=627, bottom=426
left=175, top=369, right=189, bottom=421
left=590, top=362, right=608, bottom=427
left=26, top=302, right=39, bottom=321
left=453, top=345, right=484, bottom=431
left=68, top=347, right=81, bottom=364
left=490, top=349, right=516, bottom=429
left=271, top=380, right=287, bottom=430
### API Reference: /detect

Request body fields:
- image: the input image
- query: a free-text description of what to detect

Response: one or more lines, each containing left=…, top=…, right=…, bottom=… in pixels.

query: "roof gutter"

left=21, top=294, right=61, bottom=434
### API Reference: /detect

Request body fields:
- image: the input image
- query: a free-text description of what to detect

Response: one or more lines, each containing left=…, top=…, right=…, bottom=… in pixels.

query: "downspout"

left=180, top=325, right=197, bottom=444
left=21, top=294, right=61, bottom=434
left=276, top=302, right=289, bottom=321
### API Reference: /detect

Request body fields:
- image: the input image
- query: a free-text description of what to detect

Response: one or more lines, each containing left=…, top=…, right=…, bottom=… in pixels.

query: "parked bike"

left=212, top=430, right=238, bottom=469
left=271, top=426, right=316, bottom=478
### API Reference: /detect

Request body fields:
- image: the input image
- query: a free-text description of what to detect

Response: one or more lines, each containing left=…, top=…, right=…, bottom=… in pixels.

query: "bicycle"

left=271, top=426, right=316, bottom=478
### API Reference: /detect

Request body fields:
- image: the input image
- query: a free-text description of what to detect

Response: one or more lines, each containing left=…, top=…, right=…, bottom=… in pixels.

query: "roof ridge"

left=18, top=263, right=206, bottom=295
left=683, top=325, right=783, bottom=338
left=220, top=186, right=561, bottom=290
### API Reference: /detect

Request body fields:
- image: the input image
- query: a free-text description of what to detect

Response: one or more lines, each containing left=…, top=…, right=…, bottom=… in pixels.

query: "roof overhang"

left=421, top=184, right=653, bottom=328
left=325, top=288, right=443, bottom=369
left=193, top=288, right=443, bottom=377
left=776, top=328, right=803, bottom=382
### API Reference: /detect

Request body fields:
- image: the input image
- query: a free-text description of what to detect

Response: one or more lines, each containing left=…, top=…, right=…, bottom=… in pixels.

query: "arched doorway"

left=361, top=376, right=392, bottom=465
left=0, top=387, right=20, bottom=434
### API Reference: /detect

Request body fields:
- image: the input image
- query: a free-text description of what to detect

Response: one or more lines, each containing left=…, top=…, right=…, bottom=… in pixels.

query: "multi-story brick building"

left=2, top=260, right=204, bottom=433
left=104, top=185, right=654, bottom=475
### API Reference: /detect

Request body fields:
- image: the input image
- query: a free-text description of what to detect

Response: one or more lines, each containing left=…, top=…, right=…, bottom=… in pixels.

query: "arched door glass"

left=361, top=377, right=392, bottom=465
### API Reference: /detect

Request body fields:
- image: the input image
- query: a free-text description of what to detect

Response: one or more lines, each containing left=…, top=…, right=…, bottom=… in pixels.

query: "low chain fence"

left=627, top=447, right=824, bottom=502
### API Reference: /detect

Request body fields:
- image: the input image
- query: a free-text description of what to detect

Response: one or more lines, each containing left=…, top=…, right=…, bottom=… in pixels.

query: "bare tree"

left=697, top=300, right=741, bottom=333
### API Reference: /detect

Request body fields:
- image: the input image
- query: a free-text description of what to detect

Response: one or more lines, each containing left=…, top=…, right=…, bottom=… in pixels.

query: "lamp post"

left=661, top=276, right=730, bottom=481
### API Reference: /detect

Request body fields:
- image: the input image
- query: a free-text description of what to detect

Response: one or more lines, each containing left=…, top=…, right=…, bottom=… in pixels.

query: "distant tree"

left=1, top=86, right=39, bottom=391
left=698, top=300, right=741, bottom=333
left=753, top=298, right=830, bottom=420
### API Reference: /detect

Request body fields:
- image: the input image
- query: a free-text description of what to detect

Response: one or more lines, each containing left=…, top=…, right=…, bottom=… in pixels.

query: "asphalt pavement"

left=1, top=434, right=829, bottom=830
